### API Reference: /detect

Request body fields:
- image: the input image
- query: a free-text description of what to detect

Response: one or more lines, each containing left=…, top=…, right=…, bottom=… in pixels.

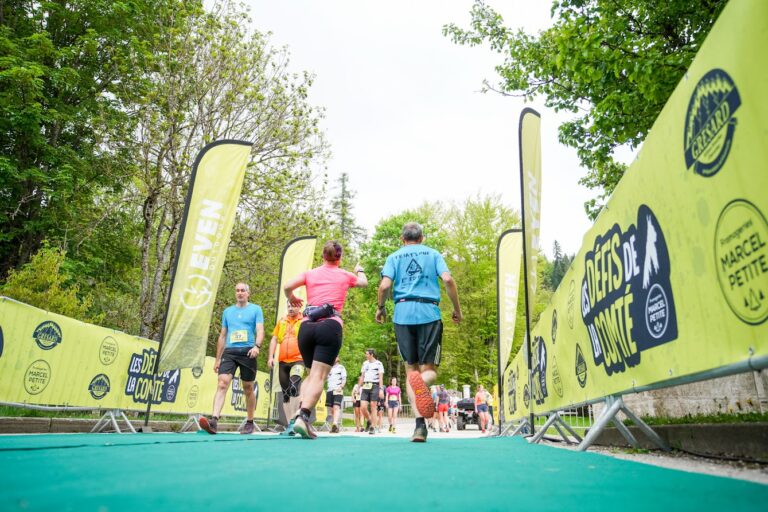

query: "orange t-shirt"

left=272, top=315, right=303, bottom=363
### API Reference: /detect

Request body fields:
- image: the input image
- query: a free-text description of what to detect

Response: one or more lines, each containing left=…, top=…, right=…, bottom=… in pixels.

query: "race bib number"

left=230, top=330, right=248, bottom=343
left=362, top=382, right=373, bottom=390
left=333, top=388, right=343, bottom=396
left=290, top=364, right=305, bottom=378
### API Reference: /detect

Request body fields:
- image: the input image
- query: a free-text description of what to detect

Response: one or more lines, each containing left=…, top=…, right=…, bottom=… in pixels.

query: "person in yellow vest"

left=268, top=303, right=304, bottom=434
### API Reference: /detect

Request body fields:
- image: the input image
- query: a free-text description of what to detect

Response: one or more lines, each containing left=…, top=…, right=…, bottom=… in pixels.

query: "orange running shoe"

left=408, top=371, right=435, bottom=418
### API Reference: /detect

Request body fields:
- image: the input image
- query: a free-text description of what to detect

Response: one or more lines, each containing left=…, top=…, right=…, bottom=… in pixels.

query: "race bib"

left=362, top=382, right=373, bottom=390
left=230, top=330, right=248, bottom=343
left=333, top=388, right=343, bottom=396
left=389, top=396, right=398, bottom=402
left=290, top=364, right=305, bottom=378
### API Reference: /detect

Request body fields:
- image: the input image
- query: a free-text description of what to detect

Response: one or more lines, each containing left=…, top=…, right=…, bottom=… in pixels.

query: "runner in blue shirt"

left=199, top=282, right=264, bottom=435
left=376, top=222, right=462, bottom=442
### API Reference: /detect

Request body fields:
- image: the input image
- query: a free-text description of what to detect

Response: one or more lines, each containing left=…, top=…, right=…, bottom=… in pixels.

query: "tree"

left=0, top=0, right=174, bottom=276
left=444, top=0, right=727, bottom=218
left=128, top=1, right=328, bottom=339
left=545, top=240, right=574, bottom=291
left=330, top=172, right=367, bottom=250
left=0, top=244, right=99, bottom=322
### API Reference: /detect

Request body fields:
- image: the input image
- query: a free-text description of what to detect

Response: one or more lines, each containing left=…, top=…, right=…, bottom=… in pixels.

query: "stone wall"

left=593, top=370, right=767, bottom=419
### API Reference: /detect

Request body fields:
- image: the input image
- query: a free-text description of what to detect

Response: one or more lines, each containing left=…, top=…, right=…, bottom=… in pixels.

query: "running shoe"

left=411, top=425, right=428, bottom=443
left=279, top=420, right=296, bottom=437
left=331, top=423, right=339, bottom=434
left=368, top=425, right=375, bottom=435
left=240, top=421, right=255, bottom=435
left=293, top=416, right=317, bottom=440
left=407, top=371, right=435, bottom=418
left=199, top=416, right=217, bottom=435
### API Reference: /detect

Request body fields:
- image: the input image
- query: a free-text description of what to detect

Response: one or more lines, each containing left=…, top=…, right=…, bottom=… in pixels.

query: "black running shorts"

left=297, top=319, right=343, bottom=367
left=394, top=320, right=443, bottom=365
left=360, top=384, right=379, bottom=403
left=325, top=390, right=344, bottom=408
left=218, top=347, right=257, bottom=381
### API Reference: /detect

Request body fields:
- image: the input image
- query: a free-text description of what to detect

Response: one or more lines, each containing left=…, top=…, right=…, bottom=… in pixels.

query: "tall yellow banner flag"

left=158, top=141, right=253, bottom=372
left=497, top=229, right=523, bottom=373
left=268, top=237, right=316, bottom=410
left=519, top=108, right=542, bottom=311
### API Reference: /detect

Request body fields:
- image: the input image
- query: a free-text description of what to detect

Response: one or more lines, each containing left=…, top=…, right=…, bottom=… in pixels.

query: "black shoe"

left=411, top=425, right=428, bottom=443
left=330, top=423, right=339, bottom=433
left=368, top=425, right=375, bottom=435
left=240, top=421, right=255, bottom=435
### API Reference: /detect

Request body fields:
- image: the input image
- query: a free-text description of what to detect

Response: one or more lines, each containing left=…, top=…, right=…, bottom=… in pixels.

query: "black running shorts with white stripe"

left=394, top=320, right=443, bottom=366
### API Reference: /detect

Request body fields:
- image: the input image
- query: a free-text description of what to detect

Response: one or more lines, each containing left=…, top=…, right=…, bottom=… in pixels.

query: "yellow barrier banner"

left=159, top=140, right=253, bottom=372
left=520, top=0, right=768, bottom=414
left=502, top=343, right=530, bottom=421
left=0, top=297, right=268, bottom=419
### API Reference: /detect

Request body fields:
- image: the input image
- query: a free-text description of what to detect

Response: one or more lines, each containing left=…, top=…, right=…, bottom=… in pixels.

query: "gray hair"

left=401, top=222, right=423, bottom=242
left=235, top=282, right=250, bottom=293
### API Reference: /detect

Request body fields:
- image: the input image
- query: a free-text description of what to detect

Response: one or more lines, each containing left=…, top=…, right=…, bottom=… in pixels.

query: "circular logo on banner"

left=99, top=336, right=119, bottom=365
left=523, top=384, right=530, bottom=408
left=551, top=355, right=563, bottom=398
left=88, top=374, right=111, bottom=400
left=714, top=199, right=768, bottom=324
left=645, top=284, right=670, bottom=339
left=166, top=384, right=177, bottom=402
left=567, top=280, right=576, bottom=329
left=187, top=385, right=199, bottom=408
left=265, top=378, right=271, bottom=393
left=24, top=360, right=51, bottom=395
left=32, top=321, right=62, bottom=351
left=684, top=69, right=741, bottom=177
left=551, top=310, right=558, bottom=344
left=575, top=343, right=587, bottom=388
left=192, top=366, right=203, bottom=379
left=180, top=274, right=213, bottom=310
left=0, top=326, right=4, bottom=358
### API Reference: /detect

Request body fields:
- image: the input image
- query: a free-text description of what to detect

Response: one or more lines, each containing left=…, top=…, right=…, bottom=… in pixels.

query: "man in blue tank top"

left=199, top=282, right=264, bottom=435
left=376, top=222, right=462, bottom=442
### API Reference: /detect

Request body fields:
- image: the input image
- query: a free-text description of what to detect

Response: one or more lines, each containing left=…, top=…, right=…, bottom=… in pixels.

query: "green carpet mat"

left=0, top=433, right=765, bottom=511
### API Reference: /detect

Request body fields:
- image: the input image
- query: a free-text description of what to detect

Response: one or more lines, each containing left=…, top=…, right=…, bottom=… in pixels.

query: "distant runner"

left=386, top=377, right=402, bottom=433
left=360, top=349, right=384, bottom=435
left=325, top=357, right=347, bottom=433
left=475, top=384, right=490, bottom=434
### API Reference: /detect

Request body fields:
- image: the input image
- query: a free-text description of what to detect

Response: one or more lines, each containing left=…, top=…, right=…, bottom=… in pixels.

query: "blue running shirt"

left=381, top=244, right=450, bottom=325
left=222, top=303, right=263, bottom=348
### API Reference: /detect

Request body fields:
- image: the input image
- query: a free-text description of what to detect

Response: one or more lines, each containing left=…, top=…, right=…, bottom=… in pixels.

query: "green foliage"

left=0, top=0, right=178, bottom=275
left=444, top=0, right=727, bottom=218
left=0, top=244, right=100, bottom=322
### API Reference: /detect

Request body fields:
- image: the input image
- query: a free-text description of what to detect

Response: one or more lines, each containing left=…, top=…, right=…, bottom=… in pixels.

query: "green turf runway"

left=1, top=433, right=765, bottom=511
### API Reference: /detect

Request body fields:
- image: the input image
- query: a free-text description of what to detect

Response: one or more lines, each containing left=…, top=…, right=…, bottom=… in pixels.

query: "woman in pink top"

left=284, top=241, right=367, bottom=439
left=386, top=377, right=401, bottom=433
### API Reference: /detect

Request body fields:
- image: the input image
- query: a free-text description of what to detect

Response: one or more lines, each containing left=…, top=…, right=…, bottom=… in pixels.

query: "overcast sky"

left=245, top=0, right=599, bottom=258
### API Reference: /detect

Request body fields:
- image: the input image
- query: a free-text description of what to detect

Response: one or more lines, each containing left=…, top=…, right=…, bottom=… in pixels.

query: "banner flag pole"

left=141, top=140, right=253, bottom=430
left=518, top=108, right=542, bottom=433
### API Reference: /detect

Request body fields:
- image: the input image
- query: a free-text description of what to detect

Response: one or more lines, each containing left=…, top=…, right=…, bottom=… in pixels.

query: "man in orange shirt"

left=268, top=303, right=304, bottom=433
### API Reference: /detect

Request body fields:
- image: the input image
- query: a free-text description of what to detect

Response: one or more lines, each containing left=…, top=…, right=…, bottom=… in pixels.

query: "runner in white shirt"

left=325, top=357, right=347, bottom=433
left=360, top=349, right=384, bottom=434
